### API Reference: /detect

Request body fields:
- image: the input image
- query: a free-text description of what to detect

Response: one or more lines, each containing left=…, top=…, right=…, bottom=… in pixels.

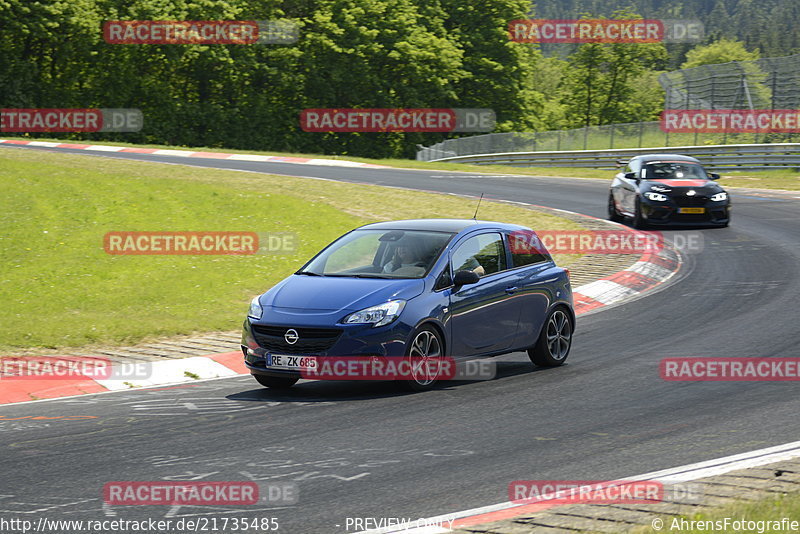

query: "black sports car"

left=608, top=154, right=731, bottom=228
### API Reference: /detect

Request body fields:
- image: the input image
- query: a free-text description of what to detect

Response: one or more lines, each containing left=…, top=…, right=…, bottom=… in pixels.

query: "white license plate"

left=266, top=354, right=318, bottom=371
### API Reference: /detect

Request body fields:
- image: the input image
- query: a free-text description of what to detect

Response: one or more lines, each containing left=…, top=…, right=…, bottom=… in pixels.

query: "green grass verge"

left=4, top=135, right=797, bottom=190
left=0, top=148, right=581, bottom=352
left=636, top=491, right=800, bottom=533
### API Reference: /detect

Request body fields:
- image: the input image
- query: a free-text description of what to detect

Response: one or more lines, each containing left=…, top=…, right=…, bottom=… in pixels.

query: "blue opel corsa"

left=242, top=219, right=574, bottom=391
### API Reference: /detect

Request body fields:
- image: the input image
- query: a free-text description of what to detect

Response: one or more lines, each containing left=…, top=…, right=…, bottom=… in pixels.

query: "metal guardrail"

left=425, top=143, right=800, bottom=172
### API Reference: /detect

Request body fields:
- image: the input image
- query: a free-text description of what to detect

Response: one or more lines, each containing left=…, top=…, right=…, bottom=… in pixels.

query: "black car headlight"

left=644, top=191, right=669, bottom=202
left=710, top=192, right=728, bottom=202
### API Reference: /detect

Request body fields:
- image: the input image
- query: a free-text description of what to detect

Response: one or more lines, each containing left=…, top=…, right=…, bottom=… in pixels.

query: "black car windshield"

left=299, top=229, right=454, bottom=278
left=642, top=162, right=708, bottom=180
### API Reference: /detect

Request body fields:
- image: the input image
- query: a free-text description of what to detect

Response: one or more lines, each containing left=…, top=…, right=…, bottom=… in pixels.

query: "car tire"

left=400, top=325, right=445, bottom=392
left=528, top=307, right=573, bottom=367
left=632, top=197, right=648, bottom=229
left=253, top=374, right=298, bottom=389
left=608, top=192, right=623, bottom=222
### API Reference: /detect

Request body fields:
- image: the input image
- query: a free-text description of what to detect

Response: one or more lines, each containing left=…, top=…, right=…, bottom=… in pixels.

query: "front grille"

left=251, top=325, right=343, bottom=354
left=674, top=195, right=708, bottom=207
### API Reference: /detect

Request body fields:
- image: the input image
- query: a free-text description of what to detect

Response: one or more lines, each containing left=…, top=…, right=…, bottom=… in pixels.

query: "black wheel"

left=632, top=197, right=648, bottom=229
left=253, top=374, right=298, bottom=389
left=608, top=192, right=623, bottom=222
left=400, top=325, right=445, bottom=391
left=528, top=308, right=573, bottom=367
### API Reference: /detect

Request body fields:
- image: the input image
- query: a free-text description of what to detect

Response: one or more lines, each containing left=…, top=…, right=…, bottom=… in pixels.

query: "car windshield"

left=642, top=162, right=708, bottom=180
left=299, top=229, right=454, bottom=278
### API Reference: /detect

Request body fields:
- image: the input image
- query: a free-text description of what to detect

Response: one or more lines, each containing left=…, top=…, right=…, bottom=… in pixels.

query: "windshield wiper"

left=295, top=270, right=323, bottom=276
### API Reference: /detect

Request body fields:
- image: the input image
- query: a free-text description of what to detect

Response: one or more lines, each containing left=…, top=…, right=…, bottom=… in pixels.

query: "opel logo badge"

left=284, top=329, right=299, bottom=345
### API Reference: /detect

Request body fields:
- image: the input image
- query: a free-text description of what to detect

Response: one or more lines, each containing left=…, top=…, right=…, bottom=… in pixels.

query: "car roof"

left=356, top=218, right=524, bottom=233
left=631, top=154, right=702, bottom=164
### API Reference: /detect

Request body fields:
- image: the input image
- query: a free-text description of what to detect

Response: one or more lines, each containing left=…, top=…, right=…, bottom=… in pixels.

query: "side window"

left=451, top=233, right=507, bottom=278
left=434, top=268, right=452, bottom=290
left=508, top=231, right=549, bottom=267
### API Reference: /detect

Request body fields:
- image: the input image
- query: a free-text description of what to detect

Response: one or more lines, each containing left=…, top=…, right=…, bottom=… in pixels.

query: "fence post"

left=639, top=122, right=644, bottom=148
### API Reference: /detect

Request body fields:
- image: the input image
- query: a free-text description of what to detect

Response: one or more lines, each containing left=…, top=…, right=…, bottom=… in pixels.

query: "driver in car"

left=383, top=242, right=426, bottom=273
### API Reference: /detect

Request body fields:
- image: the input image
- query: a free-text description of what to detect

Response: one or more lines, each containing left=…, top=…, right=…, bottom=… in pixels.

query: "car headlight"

left=710, top=192, right=728, bottom=202
left=344, top=300, right=406, bottom=327
left=644, top=191, right=669, bottom=202
left=248, top=296, right=263, bottom=319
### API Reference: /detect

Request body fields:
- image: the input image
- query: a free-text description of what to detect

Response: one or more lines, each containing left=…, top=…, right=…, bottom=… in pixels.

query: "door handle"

left=505, top=286, right=519, bottom=294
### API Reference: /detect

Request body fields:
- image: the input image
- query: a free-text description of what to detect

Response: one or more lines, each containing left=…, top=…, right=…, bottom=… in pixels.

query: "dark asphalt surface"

left=2, top=145, right=800, bottom=533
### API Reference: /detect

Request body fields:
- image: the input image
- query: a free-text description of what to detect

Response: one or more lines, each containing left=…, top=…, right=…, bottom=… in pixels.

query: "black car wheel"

left=528, top=307, right=573, bottom=367
left=608, top=192, right=623, bottom=222
left=632, top=197, right=648, bottom=229
left=401, top=325, right=445, bottom=391
left=253, top=374, right=299, bottom=389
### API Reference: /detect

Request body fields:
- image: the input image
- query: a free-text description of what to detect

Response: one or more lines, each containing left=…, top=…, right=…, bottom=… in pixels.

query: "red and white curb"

left=358, top=440, right=800, bottom=534
left=0, top=139, right=387, bottom=168
left=572, top=244, right=681, bottom=315
left=0, top=352, right=245, bottom=405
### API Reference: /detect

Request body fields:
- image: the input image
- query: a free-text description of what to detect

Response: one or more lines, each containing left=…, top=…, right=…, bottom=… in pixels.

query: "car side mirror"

left=623, top=172, right=639, bottom=181
left=453, top=270, right=480, bottom=286
left=709, top=173, right=720, bottom=180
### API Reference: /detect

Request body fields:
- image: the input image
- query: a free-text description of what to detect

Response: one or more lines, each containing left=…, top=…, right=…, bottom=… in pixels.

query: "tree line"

left=0, top=0, right=788, bottom=158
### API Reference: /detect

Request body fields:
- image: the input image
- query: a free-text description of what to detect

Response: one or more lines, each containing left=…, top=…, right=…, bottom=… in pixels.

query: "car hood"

left=642, top=179, right=724, bottom=193
left=259, top=275, right=426, bottom=313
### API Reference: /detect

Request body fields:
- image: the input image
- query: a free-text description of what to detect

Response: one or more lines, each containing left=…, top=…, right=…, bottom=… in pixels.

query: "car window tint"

left=452, top=233, right=507, bottom=277
left=509, top=233, right=548, bottom=267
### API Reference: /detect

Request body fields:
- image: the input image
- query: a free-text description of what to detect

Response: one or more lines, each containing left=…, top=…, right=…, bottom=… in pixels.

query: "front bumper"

left=241, top=318, right=413, bottom=377
left=641, top=199, right=730, bottom=226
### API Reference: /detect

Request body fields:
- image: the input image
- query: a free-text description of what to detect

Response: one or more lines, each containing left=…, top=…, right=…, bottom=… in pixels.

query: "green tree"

left=561, top=11, right=668, bottom=127
left=680, top=38, right=760, bottom=69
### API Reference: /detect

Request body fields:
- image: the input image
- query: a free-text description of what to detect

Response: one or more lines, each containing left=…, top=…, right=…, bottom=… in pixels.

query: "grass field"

left=4, top=135, right=797, bottom=190
left=635, top=491, right=800, bottom=533
left=0, top=148, right=581, bottom=352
